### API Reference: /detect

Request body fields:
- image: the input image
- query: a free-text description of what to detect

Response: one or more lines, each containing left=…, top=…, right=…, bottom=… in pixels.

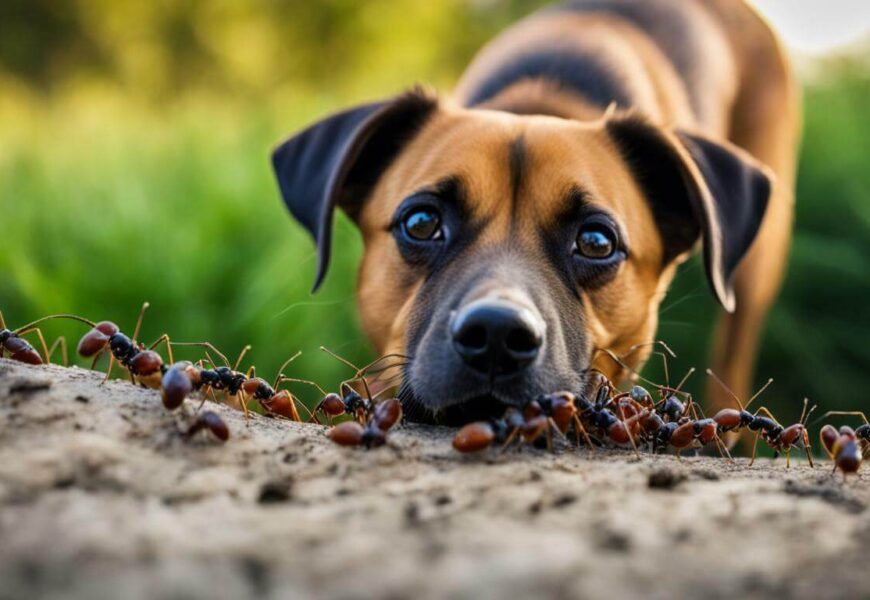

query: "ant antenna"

left=800, top=398, right=817, bottom=426
left=233, top=344, right=252, bottom=371
left=594, top=349, right=662, bottom=388
left=320, top=346, right=360, bottom=372
left=673, top=367, right=696, bottom=394
left=13, top=313, right=96, bottom=335
left=745, top=378, right=774, bottom=410
left=706, top=369, right=772, bottom=412
left=132, top=302, right=150, bottom=343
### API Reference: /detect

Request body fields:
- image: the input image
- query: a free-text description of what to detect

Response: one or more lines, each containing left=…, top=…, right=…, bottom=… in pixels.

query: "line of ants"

left=452, top=341, right=854, bottom=476
left=2, top=308, right=867, bottom=474
left=1, top=304, right=406, bottom=447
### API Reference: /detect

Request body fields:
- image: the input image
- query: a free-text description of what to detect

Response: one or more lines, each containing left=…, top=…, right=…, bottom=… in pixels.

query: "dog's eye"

left=402, top=208, right=442, bottom=241
left=576, top=224, right=616, bottom=259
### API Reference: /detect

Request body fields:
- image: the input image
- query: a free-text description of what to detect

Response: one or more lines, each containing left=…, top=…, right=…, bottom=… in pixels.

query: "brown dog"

left=272, top=0, right=799, bottom=424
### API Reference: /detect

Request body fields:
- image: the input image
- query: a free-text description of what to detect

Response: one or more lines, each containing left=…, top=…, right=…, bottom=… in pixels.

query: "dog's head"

left=272, top=90, right=771, bottom=423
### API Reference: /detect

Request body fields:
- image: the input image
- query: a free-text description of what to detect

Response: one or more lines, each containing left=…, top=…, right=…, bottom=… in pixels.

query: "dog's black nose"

left=451, top=298, right=543, bottom=377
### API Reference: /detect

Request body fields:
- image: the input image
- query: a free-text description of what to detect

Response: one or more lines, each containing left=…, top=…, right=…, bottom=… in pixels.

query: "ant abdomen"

left=319, top=393, right=346, bottom=417
left=186, top=411, right=230, bottom=442
left=372, top=398, right=402, bottom=431
left=162, top=363, right=194, bottom=410
left=713, top=408, right=742, bottom=431
left=3, top=335, right=42, bottom=365
left=669, top=421, right=696, bottom=448
left=452, top=422, right=496, bottom=453
left=128, top=350, right=163, bottom=376
left=820, top=424, right=839, bottom=456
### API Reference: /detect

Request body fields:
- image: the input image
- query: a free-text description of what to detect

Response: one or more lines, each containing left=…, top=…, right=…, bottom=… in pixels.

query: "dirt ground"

left=1, top=359, right=868, bottom=600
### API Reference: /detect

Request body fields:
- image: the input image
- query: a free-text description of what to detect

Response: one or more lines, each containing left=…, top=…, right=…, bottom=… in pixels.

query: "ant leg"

left=626, top=426, right=641, bottom=459
left=714, top=436, right=734, bottom=462
left=749, top=431, right=761, bottom=467
left=46, top=337, right=68, bottom=366
left=572, top=414, right=595, bottom=451
left=149, top=334, right=175, bottom=364
left=30, top=327, right=52, bottom=364
left=237, top=365, right=258, bottom=422
left=276, top=376, right=327, bottom=423
left=499, top=428, right=521, bottom=454
left=821, top=411, right=870, bottom=427
left=786, top=450, right=791, bottom=470
left=676, top=449, right=682, bottom=463
left=802, top=430, right=815, bottom=469
left=101, top=355, right=116, bottom=385
left=0, top=309, right=5, bottom=329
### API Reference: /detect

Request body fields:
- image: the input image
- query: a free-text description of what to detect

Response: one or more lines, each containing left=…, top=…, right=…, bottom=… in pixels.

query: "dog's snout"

left=450, top=298, right=544, bottom=378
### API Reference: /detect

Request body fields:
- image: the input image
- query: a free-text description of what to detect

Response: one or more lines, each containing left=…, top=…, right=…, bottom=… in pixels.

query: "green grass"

left=1, top=68, right=868, bottom=419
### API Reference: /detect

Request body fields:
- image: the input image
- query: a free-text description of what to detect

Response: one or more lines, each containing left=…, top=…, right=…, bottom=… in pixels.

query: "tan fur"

left=355, top=0, right=798, bottom=413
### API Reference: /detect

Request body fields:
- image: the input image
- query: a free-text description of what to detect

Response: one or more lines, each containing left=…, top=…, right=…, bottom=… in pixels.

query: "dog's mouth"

left=399, top=385, right=511, bottom=426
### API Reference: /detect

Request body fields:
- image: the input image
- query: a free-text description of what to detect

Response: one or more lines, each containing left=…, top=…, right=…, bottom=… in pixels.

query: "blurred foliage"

left=0, top=1, right=868, bottom=429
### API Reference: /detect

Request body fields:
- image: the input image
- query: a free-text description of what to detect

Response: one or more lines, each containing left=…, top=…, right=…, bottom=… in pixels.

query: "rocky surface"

left=0, top=359, right=868, bottom=600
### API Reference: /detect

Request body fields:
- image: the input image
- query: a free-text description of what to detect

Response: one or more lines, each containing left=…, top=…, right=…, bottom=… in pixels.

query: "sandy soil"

left=0, top=358, right=868, bottom=600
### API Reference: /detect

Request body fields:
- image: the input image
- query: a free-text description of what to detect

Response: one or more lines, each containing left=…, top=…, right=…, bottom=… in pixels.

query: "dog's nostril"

left=505, top=327, right=539, bottom=354
left=458, top=325, right=488, bottom=350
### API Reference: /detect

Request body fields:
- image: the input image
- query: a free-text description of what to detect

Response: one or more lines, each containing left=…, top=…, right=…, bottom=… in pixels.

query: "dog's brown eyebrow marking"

left=508, top=135, right=526, bottom=221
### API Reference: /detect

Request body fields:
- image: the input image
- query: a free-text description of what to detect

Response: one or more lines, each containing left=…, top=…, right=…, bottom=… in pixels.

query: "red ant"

left=76, top=303, right=175, bottom=388
left=452, top=408, right=550, bottom=454
left=328, top=397, right=403, bottom=449
left=707, top=370, right=814, bottom=468
left=162, top=351, right=313, bottom=422
left=185, top=410, right=230, bottom=442
left=311, top=347, right=408, bottom=425
left=586, top=355, right=732, bottom=461
left=1, top=310, right=90, bottom=365
left=819, top=411, right=870, bottom=476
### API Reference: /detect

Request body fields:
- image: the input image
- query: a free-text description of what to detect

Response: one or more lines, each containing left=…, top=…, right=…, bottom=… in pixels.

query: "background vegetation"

left=1, top=1, right=868, bottom=425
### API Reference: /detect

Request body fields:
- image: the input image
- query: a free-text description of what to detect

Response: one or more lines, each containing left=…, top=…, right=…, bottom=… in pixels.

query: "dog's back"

left=455, top=0, right=793, bottom=140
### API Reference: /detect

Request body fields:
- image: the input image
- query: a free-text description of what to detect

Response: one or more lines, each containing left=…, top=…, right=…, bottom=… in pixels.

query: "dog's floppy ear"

left=272, top=89, right=438, bottom=291
left=606, top=115, right=772, bottom=313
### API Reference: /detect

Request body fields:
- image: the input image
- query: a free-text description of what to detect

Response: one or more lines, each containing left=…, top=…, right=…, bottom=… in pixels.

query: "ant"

left=185, top=410, right=230, bottom=442
left=524, top=391, right=595, bottom=448
left=1, top=310, right=91, bottom=365
left=575, top=383, right=641, bottom=457
left=327, top=397, right=403, bottom=449
left=77, top=303, right=175, bottom=387
left=452, top=408, right=550, bottom=454
left=818, top=411, right=870, bottom=476
left=312, top=347, right=408, bottom=424
left=707, top=371, right=815, bottom=468
left=162, top=351, right=313, bottom=422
